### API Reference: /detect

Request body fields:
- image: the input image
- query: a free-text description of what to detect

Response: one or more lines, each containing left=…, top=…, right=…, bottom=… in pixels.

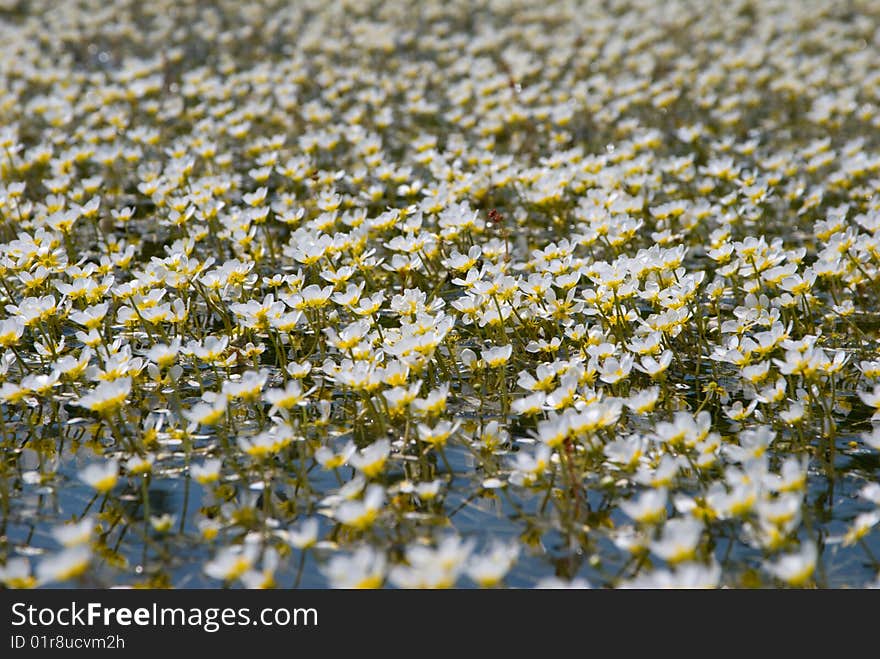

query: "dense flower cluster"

left=1, top=0, right=880, bottom=588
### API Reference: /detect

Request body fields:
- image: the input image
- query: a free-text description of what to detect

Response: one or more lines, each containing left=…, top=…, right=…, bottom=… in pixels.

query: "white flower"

left=417, top=420, right=460, bottom=448
left=626, top=386, right=660, bottom=414
left=322, top=546, right=386, bottom=589
left=861, top=425, right=880, bottom=451
left=334, top=484, right=385, bottom=530
left=482, top=344, right=512, bottom=368
left=183, top=393, right=228, bottom=426
left=349, top=439, right=390, bottom=478
left=511, top=391, right=546, bottom=415
left=599, top=355, right=634, bottom=384
left=190, top=458, right=222, bottom=485
left=76, top=377, right=131, bottom=414
left=764, top=543, right=817, bottom=586
left=150, top=514, right=176, bottom=533
left=841, top=511, right=880, bottom=547
left=204, top=543, right=260, bottom=582
left=650, top=517, right=703, bottom=564
left=860, top=483, right=880, bottom=506
left=79, top=459, right=119, bottom=493
left=534, top=576, right=592, bottom=589
left=125, top=453, right=155, bottom=475
left=389, top=536, right=474, bottom=589
left=37, top=546, right=92, bottom=585
left=238, top=425, right=295, bottom=458
left=282, top=518, right=320, bottom=549
left=620, top=561, right=721, bottom=589
left=621, top=488, right=668, bottom=524
left=465, top=541, right=519, bottom=587
left=315, top=442, right=357, bottom=470
left=264, top=380, right=314, bottom=411
left=51, top=517, right=96, bottom=547
left=0, top=317, right=25, bottom=347
left=145, top=339, right=181, bottom=368
left=0, top=557, right=35, bottom=588
left=634, top=350, right=673, bottom=377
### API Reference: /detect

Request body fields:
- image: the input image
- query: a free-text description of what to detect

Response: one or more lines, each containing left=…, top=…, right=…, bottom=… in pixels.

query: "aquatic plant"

left=0, top=0, right=879, bottom=589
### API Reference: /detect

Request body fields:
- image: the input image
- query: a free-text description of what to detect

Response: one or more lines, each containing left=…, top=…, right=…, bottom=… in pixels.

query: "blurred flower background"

left=0, top=0, right=879, bottom=588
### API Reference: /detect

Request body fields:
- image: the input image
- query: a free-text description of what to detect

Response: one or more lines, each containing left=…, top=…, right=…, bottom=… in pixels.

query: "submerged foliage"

left=1, top=0, right=880, bottom=588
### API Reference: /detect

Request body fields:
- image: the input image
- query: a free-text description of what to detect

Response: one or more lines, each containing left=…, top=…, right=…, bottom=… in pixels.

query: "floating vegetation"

left=1, top=0, right=880, bottom=589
